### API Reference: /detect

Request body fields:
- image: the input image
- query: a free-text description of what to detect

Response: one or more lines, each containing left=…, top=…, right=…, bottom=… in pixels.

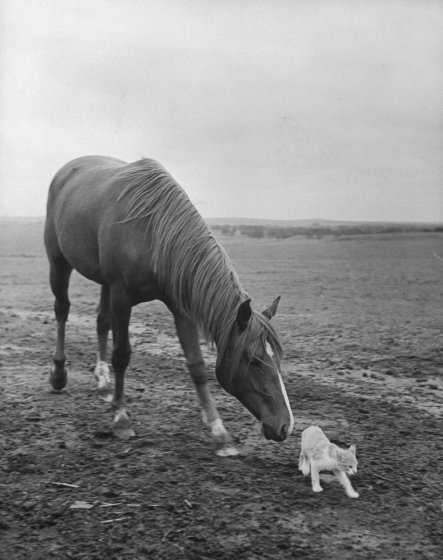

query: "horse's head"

left=215, top=297, right=294, bottom=442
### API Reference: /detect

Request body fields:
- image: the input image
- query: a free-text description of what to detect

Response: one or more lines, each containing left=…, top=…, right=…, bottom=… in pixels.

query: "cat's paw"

left=347, top=491, right=359, bottom=499
left=312, top=486, right=323, bottom=493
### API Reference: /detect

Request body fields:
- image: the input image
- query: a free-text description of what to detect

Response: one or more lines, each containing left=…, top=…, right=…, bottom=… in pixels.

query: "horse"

left=44, top=155, right=294, bottom=455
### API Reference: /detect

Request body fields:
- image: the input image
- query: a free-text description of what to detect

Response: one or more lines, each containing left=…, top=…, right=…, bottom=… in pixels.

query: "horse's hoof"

left=215, top=444, right=239, bottom=457
left=49, top=368, right=67, bottom=391
left=113, top=410, right=135, bottom=439
left=113, top=425, right=136, bottom=440
left=97, top=387, right=113, bottom=402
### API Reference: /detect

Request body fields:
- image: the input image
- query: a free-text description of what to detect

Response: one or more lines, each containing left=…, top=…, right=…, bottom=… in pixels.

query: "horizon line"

left=1, top=214, right=442, bottom=226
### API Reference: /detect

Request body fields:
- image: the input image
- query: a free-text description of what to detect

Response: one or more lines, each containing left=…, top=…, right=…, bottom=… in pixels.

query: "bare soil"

left=0, top=219, right=442, bottom=559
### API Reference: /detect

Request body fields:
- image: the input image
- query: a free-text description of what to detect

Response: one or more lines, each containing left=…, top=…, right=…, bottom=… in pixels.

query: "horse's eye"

left=250, top=356, right=263, bottom=367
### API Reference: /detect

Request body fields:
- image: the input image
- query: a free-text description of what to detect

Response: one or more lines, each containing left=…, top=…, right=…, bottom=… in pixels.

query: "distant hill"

left=206, top=217, right=443, bottom=240
left=207, top=217, right=332, bottom=227
left=205, top=217, right=443, bottom=229
left=1, top=215, right=442, bottom=231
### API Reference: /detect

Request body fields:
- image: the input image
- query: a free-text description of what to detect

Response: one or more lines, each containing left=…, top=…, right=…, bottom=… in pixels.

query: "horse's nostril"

left=281, top=424, right=288, bottom=439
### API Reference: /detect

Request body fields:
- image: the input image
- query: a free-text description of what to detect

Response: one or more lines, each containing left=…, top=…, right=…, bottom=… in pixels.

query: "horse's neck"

left=203, top=282, right=245, bottom=350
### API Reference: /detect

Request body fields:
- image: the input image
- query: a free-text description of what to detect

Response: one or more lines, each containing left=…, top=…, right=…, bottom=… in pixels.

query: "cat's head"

left=336, top=444, right=358, bottom=475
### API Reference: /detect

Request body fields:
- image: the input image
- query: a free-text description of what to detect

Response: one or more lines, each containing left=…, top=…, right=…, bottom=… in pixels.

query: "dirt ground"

left=0, top=219, right=442, bottom=559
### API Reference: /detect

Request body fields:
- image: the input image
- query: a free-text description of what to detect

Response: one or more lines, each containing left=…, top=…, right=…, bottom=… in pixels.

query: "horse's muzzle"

left=262, top=423, right=288, bottom=442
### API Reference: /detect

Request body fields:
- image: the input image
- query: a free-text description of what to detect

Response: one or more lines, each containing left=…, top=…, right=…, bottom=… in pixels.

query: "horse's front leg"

left=173, top=313, right=238, bottom=456
left=110, top=285, right=135, bottom=439
left=94, top=284, right=113, bottom=401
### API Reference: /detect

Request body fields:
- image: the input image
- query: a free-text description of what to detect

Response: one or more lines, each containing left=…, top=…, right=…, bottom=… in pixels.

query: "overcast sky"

left=1, top=0, right=442, bottom=221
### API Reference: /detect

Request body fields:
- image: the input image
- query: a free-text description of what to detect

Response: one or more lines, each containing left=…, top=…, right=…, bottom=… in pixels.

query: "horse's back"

left=45, top=156, right=128, bottom=283
left=47, top=156, right=126, bottom=207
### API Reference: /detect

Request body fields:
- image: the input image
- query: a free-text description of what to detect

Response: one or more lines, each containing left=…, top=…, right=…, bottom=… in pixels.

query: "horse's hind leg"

left=94, top=285, right=113, bottom=401
left=173, top=313, right=238, bottom=456
left=110, top=284, right=135, bottom=439
left=49, top=258, right=72, bottom=391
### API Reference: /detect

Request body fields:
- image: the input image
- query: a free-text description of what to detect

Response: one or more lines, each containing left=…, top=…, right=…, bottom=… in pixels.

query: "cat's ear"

left=349, top=444, right=356, bottom=454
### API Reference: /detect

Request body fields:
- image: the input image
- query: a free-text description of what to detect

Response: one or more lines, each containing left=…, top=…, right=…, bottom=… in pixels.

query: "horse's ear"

left=262, top=296, right=281, bottom=320
left=237, top=299, right=252, bottom=330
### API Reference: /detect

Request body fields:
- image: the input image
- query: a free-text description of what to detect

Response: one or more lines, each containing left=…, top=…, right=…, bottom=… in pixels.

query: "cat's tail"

left=298, top=452, right=311, bottom=476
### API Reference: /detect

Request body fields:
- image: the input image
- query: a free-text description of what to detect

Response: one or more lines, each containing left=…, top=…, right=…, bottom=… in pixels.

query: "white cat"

left=299, top=425, right=359, bottom=498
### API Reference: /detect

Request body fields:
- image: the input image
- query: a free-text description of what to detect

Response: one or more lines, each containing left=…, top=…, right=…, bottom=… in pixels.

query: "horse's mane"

left=115, top=158, right=283, bottom=368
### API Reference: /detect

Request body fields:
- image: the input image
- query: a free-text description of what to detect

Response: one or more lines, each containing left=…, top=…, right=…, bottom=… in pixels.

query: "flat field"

left=0, top=219, right=442, bottom=559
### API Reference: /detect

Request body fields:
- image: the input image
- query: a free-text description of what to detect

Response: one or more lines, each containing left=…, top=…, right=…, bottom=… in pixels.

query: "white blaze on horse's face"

left=265, top=342, right=294, bottom=438
left=233, top=337, right=293, bottom=442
